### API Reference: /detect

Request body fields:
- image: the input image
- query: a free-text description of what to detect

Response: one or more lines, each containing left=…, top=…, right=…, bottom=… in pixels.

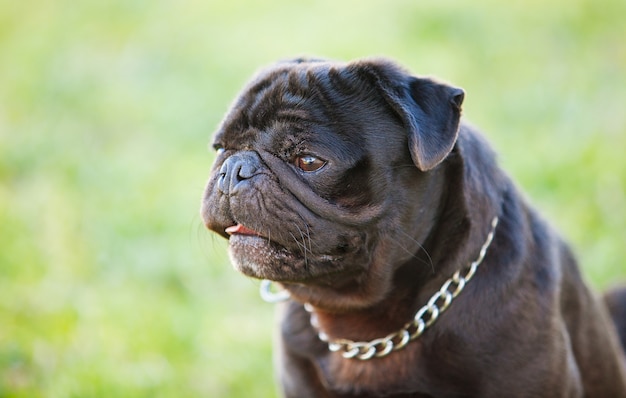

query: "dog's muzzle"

left=217, top=151, right=263, bottom=196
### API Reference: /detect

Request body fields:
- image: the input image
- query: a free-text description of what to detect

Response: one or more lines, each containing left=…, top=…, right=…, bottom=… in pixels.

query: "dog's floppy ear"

left=350, top=59, right=465, bottom=171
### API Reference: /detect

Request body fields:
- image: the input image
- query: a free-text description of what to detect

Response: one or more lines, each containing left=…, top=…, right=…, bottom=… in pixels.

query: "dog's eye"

left=295, top=155, right=326, bottom=172
left=213, top=144, right=225, bottom=155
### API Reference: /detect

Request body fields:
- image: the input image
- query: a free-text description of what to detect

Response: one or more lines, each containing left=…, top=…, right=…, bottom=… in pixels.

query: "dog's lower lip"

left=225, top=224, right=262, bottom=236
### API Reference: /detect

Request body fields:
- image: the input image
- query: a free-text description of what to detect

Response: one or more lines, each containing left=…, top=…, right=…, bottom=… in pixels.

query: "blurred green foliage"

left=0, top=0, right=624, bottom=396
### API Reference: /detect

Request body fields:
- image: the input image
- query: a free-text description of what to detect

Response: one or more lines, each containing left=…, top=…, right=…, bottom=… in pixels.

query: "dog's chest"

left=315, top=350, right=424, bottom=394
left=293, top=325, right=493, bottom=397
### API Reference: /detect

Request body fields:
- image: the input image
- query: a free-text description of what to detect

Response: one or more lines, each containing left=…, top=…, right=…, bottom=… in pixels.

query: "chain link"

left=306, top=216, right=499, bottom=360
left=260, top=279, right=292, bottom=303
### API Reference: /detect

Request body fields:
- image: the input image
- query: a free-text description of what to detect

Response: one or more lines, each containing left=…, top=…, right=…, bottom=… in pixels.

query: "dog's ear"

left=350, top=59, right=465, bottom=171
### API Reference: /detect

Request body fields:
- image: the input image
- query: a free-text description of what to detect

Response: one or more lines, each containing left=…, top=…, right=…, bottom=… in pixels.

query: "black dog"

left=201, top=58, right=626, bottom=397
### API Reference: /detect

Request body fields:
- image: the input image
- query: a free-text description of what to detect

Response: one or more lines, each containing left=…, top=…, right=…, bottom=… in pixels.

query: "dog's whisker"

left=290, top=226, right=312, bottom=270
left=304, top=222, right=313, bottom=255
left=288, top=231, right=305, bottom=253
left=394, top=229, right=435, bottom=273
left=294, top=226, right=309, bottom=270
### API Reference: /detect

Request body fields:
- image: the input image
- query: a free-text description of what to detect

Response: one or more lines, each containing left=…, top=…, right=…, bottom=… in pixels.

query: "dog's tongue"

left=225, top=224, right=259, bottom=236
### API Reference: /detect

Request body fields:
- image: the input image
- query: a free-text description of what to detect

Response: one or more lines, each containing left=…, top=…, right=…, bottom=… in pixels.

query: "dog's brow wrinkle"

left=281, top=91, right=306, bottom=105
left=246, top=79, right=290, bottom=129
left=274, top=111, right=309, bottom=126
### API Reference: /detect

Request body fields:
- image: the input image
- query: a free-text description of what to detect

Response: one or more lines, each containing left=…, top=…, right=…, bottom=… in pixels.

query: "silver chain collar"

left=260, top=216, right=499, bottom=361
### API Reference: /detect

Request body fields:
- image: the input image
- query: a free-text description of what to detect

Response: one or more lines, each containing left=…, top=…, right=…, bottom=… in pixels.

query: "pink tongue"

left=225, top=224, right=259, bottom=236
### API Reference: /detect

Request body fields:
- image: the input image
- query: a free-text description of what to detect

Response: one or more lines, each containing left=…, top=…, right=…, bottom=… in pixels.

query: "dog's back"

left=605, top=287, right=626, bottom=354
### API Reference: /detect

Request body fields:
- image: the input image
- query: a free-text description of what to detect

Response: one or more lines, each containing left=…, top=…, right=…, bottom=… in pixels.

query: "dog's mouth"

left=225, top=223, right=263, bottom=237
left=224, top=223, right=362, bottom=284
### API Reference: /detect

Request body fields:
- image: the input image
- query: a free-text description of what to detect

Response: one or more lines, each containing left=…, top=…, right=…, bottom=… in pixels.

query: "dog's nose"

left=217, top=152, right=261, bottom=195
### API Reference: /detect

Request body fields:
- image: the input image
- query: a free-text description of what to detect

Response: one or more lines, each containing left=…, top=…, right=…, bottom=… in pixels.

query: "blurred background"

left=1, top=0, right=625, bottom=396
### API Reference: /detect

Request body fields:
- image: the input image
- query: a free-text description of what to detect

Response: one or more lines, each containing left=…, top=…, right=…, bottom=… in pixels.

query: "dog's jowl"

left=201, top=58, right=626, bottom=398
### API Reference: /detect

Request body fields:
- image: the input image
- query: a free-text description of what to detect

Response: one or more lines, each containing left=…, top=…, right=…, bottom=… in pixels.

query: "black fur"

left=201, top=57, right=626, bottom=397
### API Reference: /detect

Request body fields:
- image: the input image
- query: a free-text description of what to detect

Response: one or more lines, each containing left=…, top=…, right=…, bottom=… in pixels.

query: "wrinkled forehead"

left=213, top=61, right=379, bottom=145
left=225, top=64, right=327, bottom=131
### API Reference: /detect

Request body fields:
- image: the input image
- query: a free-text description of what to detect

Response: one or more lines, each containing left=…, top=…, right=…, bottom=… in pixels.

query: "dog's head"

left=201, top=58, right=465, bottom=309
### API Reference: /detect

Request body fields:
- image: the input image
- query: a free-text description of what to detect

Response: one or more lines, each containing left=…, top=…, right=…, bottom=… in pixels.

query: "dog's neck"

left=302, top=215, right=499, bottom=360
left=310, top=263, right=427, bottom=342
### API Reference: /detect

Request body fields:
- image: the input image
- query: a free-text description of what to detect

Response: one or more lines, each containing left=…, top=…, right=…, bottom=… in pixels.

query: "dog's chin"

left=227, top=235, right=349, bottom=284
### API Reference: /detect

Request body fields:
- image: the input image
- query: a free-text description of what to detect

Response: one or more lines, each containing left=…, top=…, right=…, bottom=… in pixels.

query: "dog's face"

left=201, top=58, right=465, bottom=309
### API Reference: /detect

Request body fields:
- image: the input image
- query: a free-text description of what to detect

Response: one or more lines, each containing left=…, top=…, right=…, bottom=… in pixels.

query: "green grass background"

left=1, top=0, right=625, bottom=396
